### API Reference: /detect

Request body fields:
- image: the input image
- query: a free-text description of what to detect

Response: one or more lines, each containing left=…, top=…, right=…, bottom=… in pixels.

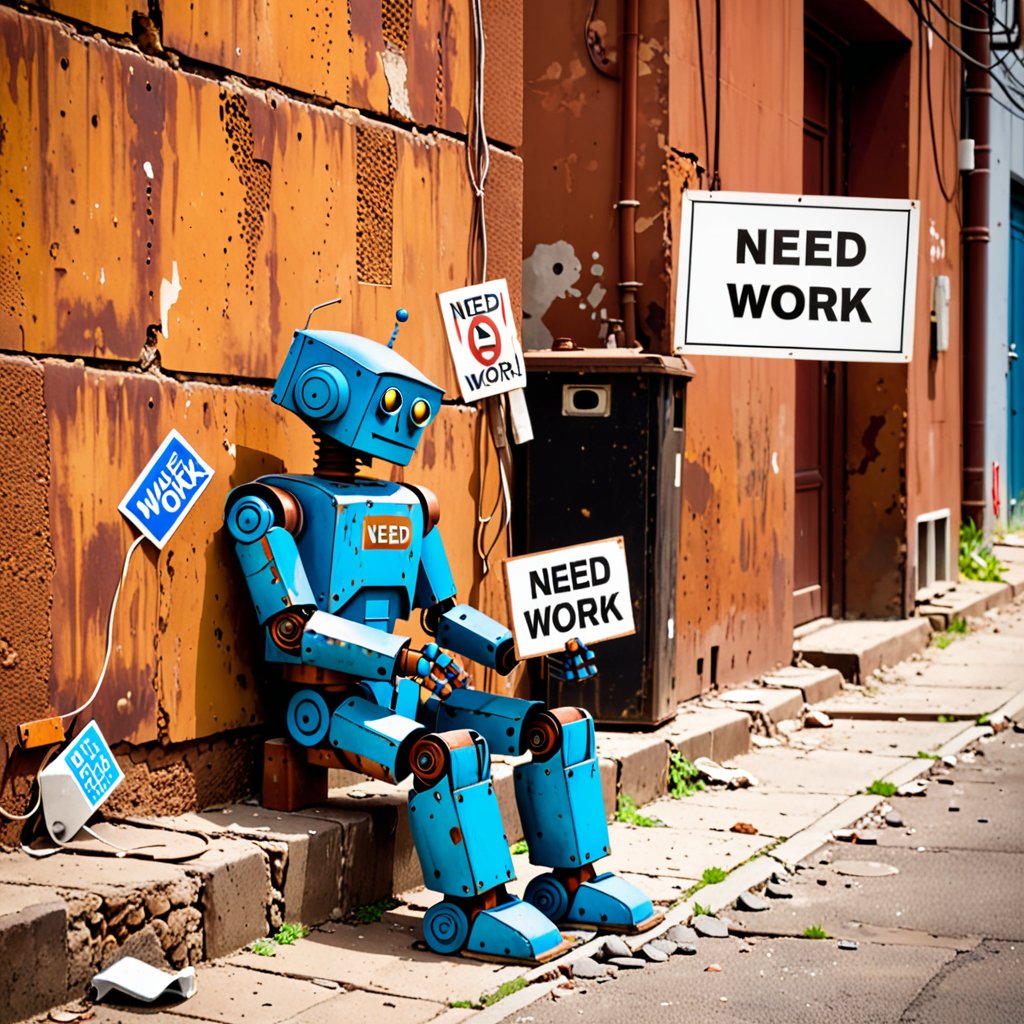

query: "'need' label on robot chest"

left=363, top=516, right=413, bottom=550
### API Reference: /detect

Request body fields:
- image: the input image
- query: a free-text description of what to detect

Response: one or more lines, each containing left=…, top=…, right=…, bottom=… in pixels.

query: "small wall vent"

left=915, top=508, right=951, bottom=593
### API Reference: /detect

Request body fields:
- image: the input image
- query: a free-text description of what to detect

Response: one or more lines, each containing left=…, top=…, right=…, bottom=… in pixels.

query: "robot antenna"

left=304, top=297, right=343, bottom=331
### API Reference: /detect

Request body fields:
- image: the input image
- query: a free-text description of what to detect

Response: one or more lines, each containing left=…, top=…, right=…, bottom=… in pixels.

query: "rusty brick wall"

left=0, top=1, right=523, bottom=831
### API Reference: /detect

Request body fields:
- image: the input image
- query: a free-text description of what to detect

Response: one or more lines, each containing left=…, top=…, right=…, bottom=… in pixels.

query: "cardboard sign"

left=438, top=279, right=526, bottom=401
left=118, top=429, right=215, bottom=548
left=39, top=721, right=124, bottom=842
left=503, top=537, right=635, bottom=659
left=674, top=191, right=920, bottom=362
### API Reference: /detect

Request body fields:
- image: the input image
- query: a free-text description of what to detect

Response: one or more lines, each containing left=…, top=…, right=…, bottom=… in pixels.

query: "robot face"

left=272, top=330, right=444, bottom=467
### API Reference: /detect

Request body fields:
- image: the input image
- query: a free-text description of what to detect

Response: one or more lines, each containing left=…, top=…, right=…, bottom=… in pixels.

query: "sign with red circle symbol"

left=468, top=314, right=501, bottom=367
left=438, top=278, right=527, bottom=402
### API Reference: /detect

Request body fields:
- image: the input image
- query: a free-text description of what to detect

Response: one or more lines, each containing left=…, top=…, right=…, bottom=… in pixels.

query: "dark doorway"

left=794, top=22, right=847, bottom=625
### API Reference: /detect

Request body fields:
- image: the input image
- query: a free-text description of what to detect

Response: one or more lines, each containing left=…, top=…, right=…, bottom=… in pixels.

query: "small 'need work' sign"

left=503, top=537, right=635, bottom=659
left=674, top=190, right=920, bottom=363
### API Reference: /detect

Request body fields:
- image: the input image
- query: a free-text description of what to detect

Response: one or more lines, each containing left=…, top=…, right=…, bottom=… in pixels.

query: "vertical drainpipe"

left=961, top=3, right=991, bottom=529
left=618, top=0, right=641, bottom=348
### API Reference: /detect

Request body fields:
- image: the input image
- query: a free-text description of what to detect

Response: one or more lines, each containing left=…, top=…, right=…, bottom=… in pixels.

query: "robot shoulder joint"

left=225, top=482, right=303, bottom=542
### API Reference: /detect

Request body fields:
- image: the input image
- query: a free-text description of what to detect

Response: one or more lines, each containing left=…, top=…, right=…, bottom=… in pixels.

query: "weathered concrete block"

left=596, top=734, right=669, bottom=807
left=794, top=618, right=932, bottom=685
left=0, top=885, right=68, bottom=1024
left=664, top=709, right=751, bottom=764
left=192, top=838, right=272, bottom=957
left=761, top=666, right=843, bottom=704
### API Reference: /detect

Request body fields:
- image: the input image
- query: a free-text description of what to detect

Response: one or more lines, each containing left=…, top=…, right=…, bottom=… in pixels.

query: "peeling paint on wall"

left=381, top=48, right=413, bottom=120
left=521, top=240, right=582, bottom=348
left=160, top=261, right=181, bottom=339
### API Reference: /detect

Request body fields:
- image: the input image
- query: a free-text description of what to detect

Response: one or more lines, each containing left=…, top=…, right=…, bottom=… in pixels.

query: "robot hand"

left=546, top=637, right=597, bottom=684
left=399, top=642, right=472, bottom=699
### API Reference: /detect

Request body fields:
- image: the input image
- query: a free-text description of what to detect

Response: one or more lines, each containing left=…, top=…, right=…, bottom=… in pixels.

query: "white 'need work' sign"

left=503, top=537, right=636, bottom=659
left=438, top=278, right=526, bottom=401
left=674, top=191, right=920, bottom=363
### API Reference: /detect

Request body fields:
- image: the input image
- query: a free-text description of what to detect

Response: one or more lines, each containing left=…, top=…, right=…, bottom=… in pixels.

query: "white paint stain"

left=590, top=263, right=604, bottom=276
left=160, top=261, right=181, bottom=339
left=381, top=49, right=413, bottom=121
left=592, top=250, right=600, bottom=260
left=587, top=282, right=607, bottom=308
left=143, top=161, right=154, bottom=179
left=929, top=219, right=946, bottom=263
left=522, top=240, right=583, bottom=348
left=667, top=617, right=675, bottom=640
left=771, top=451, right=780, bottom=475
left=99, top=267, right=105, bottom=285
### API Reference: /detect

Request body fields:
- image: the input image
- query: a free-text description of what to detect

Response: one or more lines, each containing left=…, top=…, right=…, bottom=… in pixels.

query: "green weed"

left=615, top=793, right=663, bottom=828
left=916, top=751, right=940, bottom=760
left=692, top=901, right=714, bottom=918
left=933, top=633, right=954, bottom=650
left=273, top=922, right=310, bottom=945
left=510, top=840, right=529, bottom=855
left=249, top=938, right=277, bottom=956
left=959, top=520, right=1006, bottom=582
left=865, top=779, right=897, bottom=797
left=350, top=898, right=400, bottom=924
left=451, top=978, right=529, bottom=1010
left=977, top=712, right=991, bottom=726
left=668, top=752, right=706, bottom=798
left=803, top=924, right=829, bottom=939
left=701, top=866, right=728, bottom=886
left=938, top=714, right=954, bottom=723
left=948, top=617, right=969, bottom=634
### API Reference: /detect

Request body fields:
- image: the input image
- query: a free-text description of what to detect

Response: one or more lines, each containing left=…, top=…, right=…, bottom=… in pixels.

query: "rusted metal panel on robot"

left=0, top=12, right=521, bottom=391
left=160, top=0, right=488, bottom=140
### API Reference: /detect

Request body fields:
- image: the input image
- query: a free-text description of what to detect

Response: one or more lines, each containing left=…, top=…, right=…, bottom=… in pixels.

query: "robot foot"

left=524, top=866, right=664, bottom=934
left=423, top=893, right=574, bottom=964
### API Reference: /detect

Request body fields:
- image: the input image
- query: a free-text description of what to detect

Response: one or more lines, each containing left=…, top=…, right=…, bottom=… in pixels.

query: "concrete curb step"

left=0, top=666, right=843, bottom=1022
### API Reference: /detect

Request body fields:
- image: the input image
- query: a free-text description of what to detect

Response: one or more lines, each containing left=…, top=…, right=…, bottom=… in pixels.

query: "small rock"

left=666, top=925, right=698, bottom=944
left=942, top=755, right=957, bottom=767
left=949, top=803, right=960, bottom=813
left=736, top=891, right=770, bottom=912
left=977, top=817, right=989, bottom=824
left=804, top=709, right=833, bottom=728
left=641, top=944, right=669, bottom=963
left=730, top=822, right=758, bottom=835
left=601, top=935, right=631, bottom=960
left=771, top=868, right=791, bottom=883
left=838, top=940, right=859, bottom=951
left=692, top=915, right=729, bottom=938
left=817, top=878, right=828, bottom=886
left=936, top=776, right=955, bottom=786
left=765, top=883, right=793, bottom=899
left=737, top=944, right=753, bottom=954
left=885, top=812, right=904, bottom=828
left=572, top=956, right=607, bottom=979
left=677, top=944, right=698, bottom=956
left=649, top=939, right=679, bottom=956
left=704, top=963, right=722, bottom=972
left=608, top=956, right=646, bottom=969
left=834, top=829, right=856, bottom=843
left=898, top=780, right=929, bottom=797
left=853, top=830, right=880, bottom=845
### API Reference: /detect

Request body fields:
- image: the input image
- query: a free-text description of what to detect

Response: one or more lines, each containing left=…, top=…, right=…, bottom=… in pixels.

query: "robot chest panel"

left=326, top=492, right=423, bottom=613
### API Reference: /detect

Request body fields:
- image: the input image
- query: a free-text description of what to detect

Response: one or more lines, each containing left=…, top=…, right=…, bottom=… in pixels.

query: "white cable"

left=60, top=533, right=145, bottom=722
left=0, top=533, right=144, bottom=822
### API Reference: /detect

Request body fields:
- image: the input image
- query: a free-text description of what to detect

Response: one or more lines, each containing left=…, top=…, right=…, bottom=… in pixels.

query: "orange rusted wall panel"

left=33, top=0, right=136, bottom=34
left=0, top=8, right=521, bottom=390
left=38, top=358, right=507, bottom=749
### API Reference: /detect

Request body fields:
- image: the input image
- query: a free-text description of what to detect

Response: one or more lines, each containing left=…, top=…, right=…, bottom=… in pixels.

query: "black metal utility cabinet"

left=514, top=350, right=694, bottom=727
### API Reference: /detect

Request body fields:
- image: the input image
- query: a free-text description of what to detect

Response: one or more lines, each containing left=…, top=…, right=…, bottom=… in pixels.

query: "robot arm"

left=414, top=523, right=519, bottom=677
left=226, top=485, right=411, bottom=679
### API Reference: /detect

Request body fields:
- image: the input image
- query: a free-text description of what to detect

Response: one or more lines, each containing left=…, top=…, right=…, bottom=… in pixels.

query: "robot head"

left=272, top=325, right=444, bottom=467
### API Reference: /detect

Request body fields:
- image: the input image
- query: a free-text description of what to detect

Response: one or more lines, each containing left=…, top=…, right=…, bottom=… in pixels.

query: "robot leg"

left=514, top=706, right=662, bottom=934
left=407, top=728, right=571, bottom=962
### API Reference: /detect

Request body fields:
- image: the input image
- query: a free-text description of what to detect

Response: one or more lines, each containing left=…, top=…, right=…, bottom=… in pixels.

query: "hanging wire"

left=921, top=16, right=958, bottom=203
left=694, top=0, right=711, bottom=179
left=711, top=0, right=722, bottom=190
left=0, top=533, right=144, bottom=822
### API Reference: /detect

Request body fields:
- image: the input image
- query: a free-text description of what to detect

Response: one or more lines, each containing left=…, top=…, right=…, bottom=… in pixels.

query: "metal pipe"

left=617, top=0, right=641, bottom=348
left=961, top=1, right=991, bottom=528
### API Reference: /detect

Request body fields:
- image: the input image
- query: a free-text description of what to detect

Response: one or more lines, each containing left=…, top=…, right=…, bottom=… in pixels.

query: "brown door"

left=794, top=25, right=846, bottom=625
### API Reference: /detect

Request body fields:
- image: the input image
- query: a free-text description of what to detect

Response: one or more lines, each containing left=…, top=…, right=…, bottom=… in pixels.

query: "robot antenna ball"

left=388, top=308, right=410, bottom=349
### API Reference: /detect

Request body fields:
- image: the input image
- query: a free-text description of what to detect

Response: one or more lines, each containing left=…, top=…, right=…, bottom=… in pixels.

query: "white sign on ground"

left=674, top=191, right=920, bottom=363
left=503, top=537, right=635, bottom=659
left=438, top=278, right=526, bottom=401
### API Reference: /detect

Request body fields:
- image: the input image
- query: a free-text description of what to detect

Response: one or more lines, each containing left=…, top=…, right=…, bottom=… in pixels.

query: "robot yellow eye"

left=380, top=387, right=403, bottom=414
left=410, top=399, right=431, bottom=426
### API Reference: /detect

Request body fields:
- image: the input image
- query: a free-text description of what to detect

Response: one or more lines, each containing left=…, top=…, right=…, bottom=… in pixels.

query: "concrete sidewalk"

left=4, top=571, right=1024, bottom=1024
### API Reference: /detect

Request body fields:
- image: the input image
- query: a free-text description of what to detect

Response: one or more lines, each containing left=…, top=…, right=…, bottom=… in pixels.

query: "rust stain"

left=449, top=826, right=463, bottom=845
left=683, top=456, right=713, bottom=516
left=855, top=414, right=887, bottom=475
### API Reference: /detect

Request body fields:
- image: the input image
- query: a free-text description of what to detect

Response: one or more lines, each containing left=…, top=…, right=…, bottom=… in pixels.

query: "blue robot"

left=224, top=310, right=660, bottom=962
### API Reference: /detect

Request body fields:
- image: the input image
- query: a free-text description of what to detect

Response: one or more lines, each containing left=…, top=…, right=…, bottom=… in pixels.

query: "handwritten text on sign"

left=503, top=537, right=636, bottom=659
left=118, top=429, right=215, bottom=549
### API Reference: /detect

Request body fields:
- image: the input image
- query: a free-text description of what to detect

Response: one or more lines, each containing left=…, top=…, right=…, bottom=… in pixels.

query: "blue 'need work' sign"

left=64, top=721, right=123, bottom=809
left=118, top=429, right=215, bottom=548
